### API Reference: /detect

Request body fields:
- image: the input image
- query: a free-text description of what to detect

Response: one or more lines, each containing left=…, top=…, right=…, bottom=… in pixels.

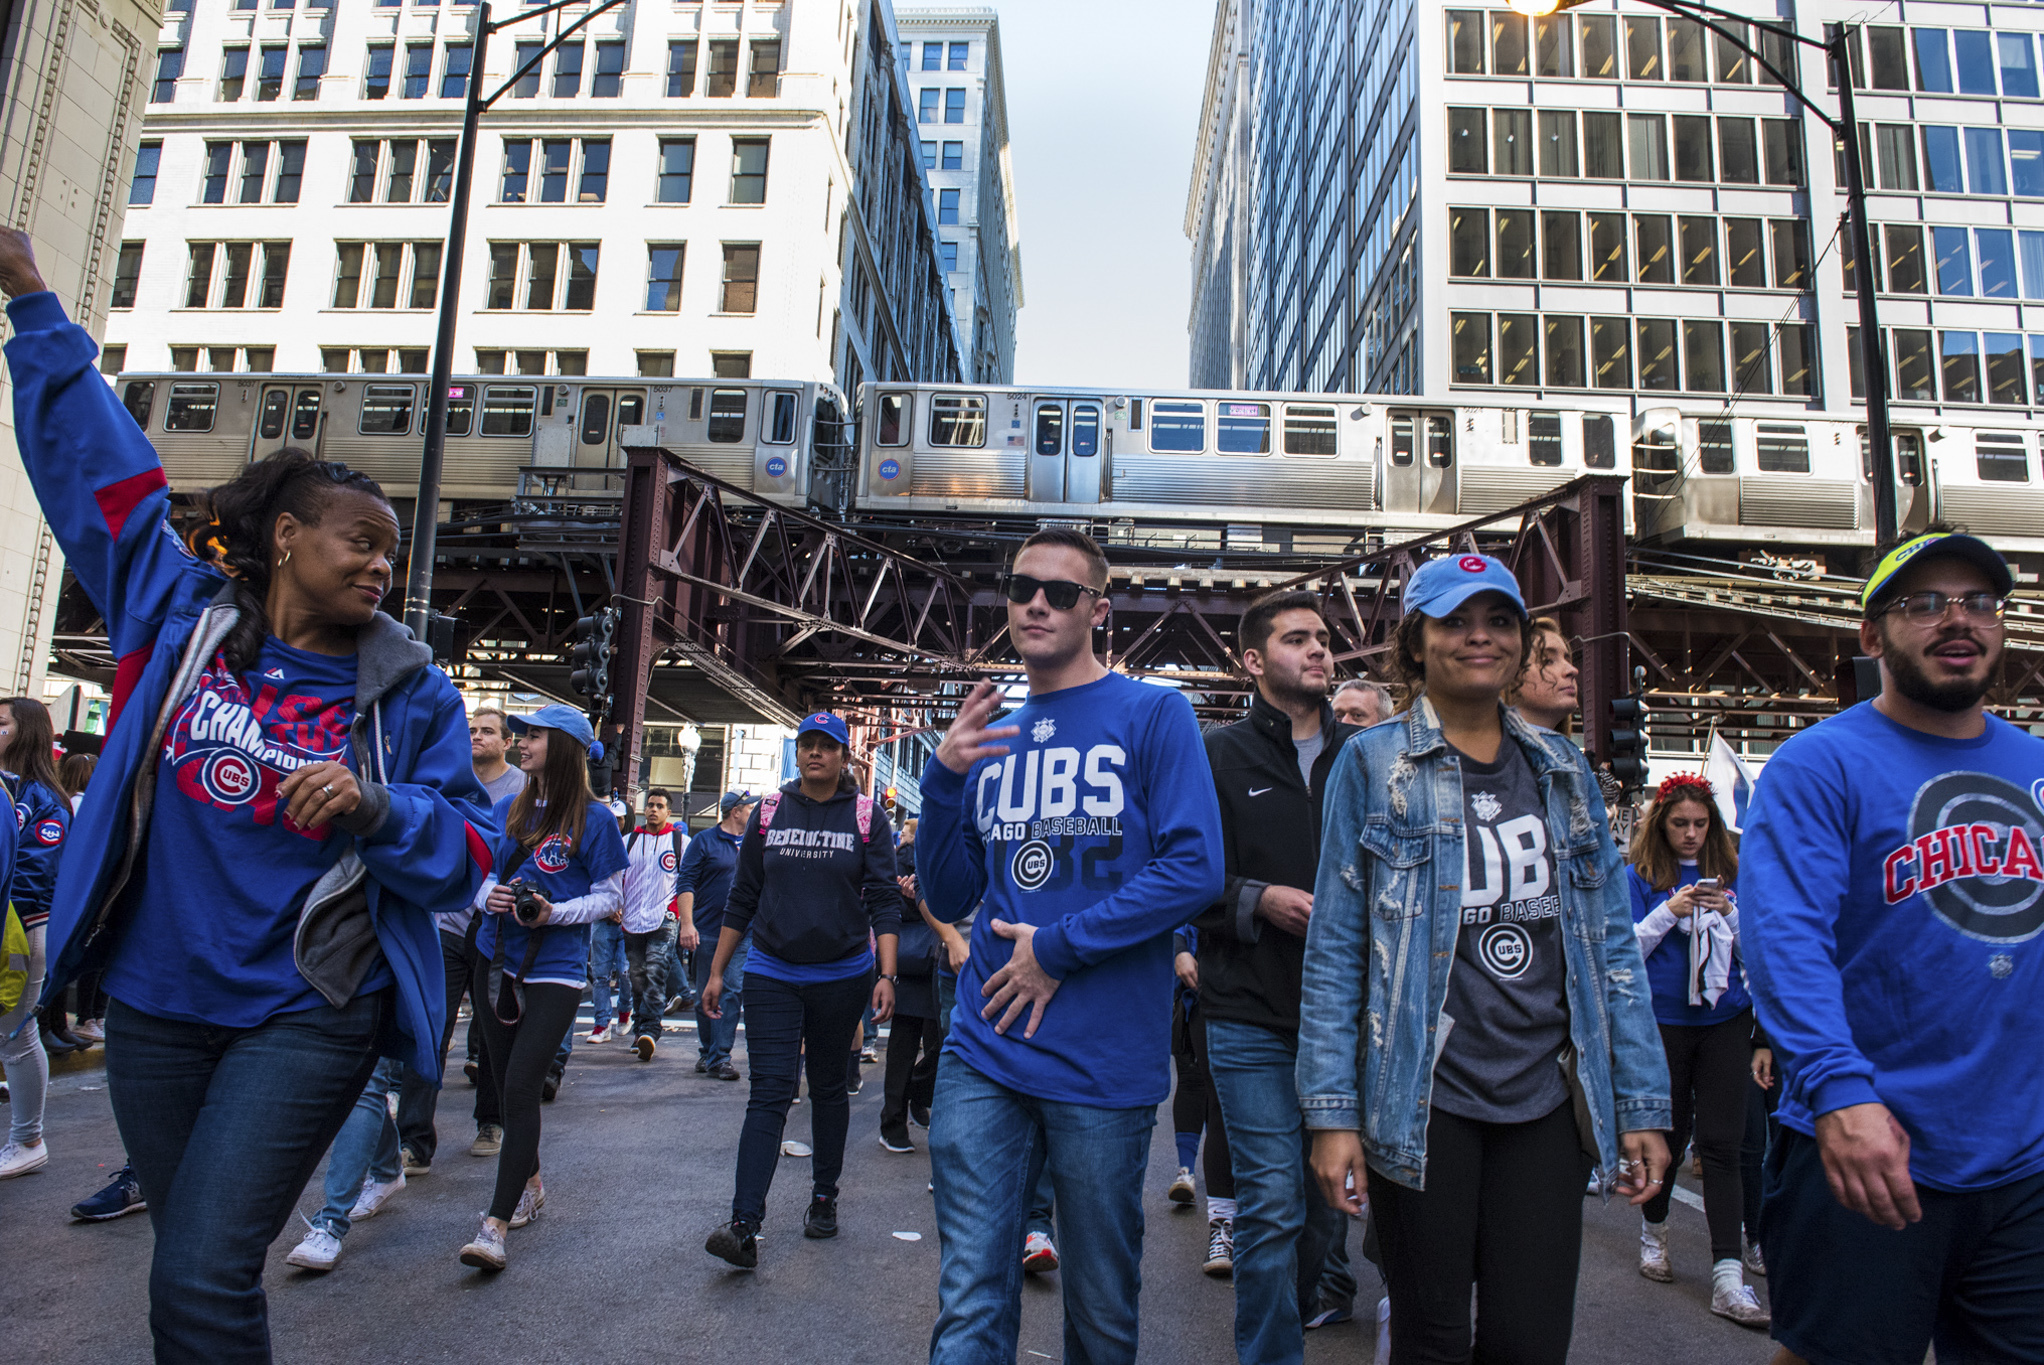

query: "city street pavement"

left=5, top=1016, right=1776, bottom=1364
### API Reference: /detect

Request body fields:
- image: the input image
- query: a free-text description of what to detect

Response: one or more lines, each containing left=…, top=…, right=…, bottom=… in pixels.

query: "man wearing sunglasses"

left=1742, top=529, right=2044, bottom=1365
left=916, top=528, right=1223, bottom=1365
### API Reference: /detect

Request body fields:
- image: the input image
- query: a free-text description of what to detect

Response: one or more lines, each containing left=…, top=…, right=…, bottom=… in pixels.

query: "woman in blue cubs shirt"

left=461, top=704, right=627, bottom=1271
left=702, top=711, right=901, bottom=1269
left=0, top=699, right=73, bottom=1052
left=1626, top=773, right=1768, bottom=1327
left=0, top=230, right=493, bottom=1364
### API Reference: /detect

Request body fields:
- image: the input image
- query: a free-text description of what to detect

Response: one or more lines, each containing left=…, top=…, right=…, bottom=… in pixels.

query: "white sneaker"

left=1167, top=1166, right=1196, bottom=1205
left=1203, top=1217, right=1234, bottom=1277
left=1742, top=1236, right=1766, bottom=1278
left=348, top=1169, right=405, bottom=1221
left=586, top=1025, right=611, bottom=1045
left=459, top=1216, right=507, bottom=1271
left=1710, top=1261, right=1770, bottom=1327
left=0, top=1141, right=49, bottom=1180
left=71, top=1018, right=106, bottom=1043
left=1374, top=1295, right=1392, bottom=1365
left=286, top=1219, right=343, bottom=1272
left=1638, top=1217, right=1673, bottom=1282
left=509, top=1181, right=545, bottom=1229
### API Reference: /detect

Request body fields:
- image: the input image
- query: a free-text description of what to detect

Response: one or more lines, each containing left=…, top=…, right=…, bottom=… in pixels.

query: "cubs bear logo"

left=533, top=835, right=574, bottom=874
left=32, top=818, right=64, bottom=846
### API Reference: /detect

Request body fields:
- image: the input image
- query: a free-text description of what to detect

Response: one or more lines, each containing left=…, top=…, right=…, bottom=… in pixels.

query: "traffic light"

left=567, top=606, right=618, bottom=715
left=1607, top=693, right=1648, bottom=788
left=883, top=785, right=898, bottom=822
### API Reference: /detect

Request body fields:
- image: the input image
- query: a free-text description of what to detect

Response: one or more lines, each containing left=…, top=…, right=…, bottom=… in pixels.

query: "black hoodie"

left=1193, top=694, right=1359, bottom=1033
left=723, top=781, right=901, bottom=963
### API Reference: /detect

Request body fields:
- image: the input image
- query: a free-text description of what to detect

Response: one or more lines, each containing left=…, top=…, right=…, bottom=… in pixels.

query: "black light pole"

left=1509, top=0, right=1900, bottom=545
left=402, top=0, right=633, bottom=637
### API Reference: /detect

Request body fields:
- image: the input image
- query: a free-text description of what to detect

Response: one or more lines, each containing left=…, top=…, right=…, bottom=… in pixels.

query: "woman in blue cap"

left=703, top=710, right=902, bottom=1267
left=1296, top=553, right=1672, bottom=1363
left=459, top=703, right=628, bottom=1271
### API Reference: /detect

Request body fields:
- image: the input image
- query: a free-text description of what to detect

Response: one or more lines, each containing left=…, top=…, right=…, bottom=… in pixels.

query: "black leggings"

left=468, top=966, right=581, bottom=1222
left=732, top=971, right=870, bottom=1223
left=1644, top=1009, right=1751, bottom=1262
left=1368, top=1102, right=1590, bottom=1365
left=1170, top=998, right=1234, bottom=1199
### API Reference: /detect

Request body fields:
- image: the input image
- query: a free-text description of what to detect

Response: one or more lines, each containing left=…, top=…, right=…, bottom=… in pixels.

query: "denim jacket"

left=1296, top=699, right=1671, bottom=1191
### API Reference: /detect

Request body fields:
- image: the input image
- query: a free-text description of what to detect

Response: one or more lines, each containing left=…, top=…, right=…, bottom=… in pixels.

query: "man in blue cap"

left=679, top=789, right=757, bottom=1079
left=1743, top=529, right=2044, bottom=1365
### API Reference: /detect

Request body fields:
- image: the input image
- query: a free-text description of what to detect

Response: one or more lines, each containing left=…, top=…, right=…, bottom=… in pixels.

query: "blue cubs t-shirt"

left=106, top=638, right=390, bottom=1027
left=1628, top=863, right=1752, bottom=1027
left=476, top=796, right=629, bottom=987
left=1743, top=702, right=2044, bottom=1191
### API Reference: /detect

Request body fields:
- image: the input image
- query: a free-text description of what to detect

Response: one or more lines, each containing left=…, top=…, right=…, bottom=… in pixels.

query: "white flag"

left=1704, top=734, right=1757, bottom=833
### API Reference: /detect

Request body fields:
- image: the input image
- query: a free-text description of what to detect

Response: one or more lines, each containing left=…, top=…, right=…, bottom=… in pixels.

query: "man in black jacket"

left=1198, top=590, right=1362, bottom=1363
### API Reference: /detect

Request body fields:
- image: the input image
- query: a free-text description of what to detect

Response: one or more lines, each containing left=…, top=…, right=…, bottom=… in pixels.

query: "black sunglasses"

left=1001, top=573, right=1103, bottom=612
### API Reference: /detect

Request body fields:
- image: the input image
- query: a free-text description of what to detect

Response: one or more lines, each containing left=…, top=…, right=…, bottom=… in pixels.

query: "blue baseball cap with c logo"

left=1403, top=553, right=1529, bottom=621
left=797, top=711, right=851, bottom=747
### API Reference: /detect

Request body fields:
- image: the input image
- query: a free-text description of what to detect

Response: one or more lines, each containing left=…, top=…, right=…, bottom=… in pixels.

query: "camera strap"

left=487, top=845, right=546, bottom=1027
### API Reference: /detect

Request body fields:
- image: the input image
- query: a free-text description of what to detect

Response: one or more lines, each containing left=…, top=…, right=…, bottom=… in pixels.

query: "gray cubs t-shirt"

left=1431, top=738, right=1572, bottom=1125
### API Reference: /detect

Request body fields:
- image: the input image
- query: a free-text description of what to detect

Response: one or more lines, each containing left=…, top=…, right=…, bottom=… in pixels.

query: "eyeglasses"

left=1001, top=573, right=1103, bottom=612
left=1879, top=590, right=2007, bottom=624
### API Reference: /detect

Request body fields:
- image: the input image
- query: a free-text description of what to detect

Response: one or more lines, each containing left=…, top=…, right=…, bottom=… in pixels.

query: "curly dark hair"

left=205, top=448, right=391, bottom=673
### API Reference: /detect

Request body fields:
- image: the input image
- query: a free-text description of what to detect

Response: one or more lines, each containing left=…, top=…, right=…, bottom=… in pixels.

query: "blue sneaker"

left=1304, top=1302, right=1354, bottom=1330
left=71, top=1166, right=146, bottom=1222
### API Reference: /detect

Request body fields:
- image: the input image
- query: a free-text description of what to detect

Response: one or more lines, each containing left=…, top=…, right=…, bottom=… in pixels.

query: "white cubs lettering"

left=976, top=765, right=1003, bottom=829
left=1039, top=747, right=1080, bottom=817
left=1498, top=814, right=1550, bottom=900
left=998, top=750, right=1040, bottom=823
left=1083, top=745, right=1126, bottom=817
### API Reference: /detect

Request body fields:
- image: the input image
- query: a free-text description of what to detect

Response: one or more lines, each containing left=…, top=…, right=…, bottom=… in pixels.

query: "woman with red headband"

left=1627, top=772, right=1769, bottom=1327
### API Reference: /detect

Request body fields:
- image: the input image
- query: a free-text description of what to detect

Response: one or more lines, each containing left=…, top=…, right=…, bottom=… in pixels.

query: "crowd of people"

left=1, top=224, right=2040, bottom=1365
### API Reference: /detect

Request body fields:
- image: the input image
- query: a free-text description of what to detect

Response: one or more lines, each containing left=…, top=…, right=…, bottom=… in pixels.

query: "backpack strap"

left=758, top=792, right=781, bottom=832
left=856, top=795, right=874, bottom=843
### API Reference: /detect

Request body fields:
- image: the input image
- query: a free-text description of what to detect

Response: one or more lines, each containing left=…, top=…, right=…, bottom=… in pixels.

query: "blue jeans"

left=1206, top=1017, right=1354, bottom=1364
left=1027, top=1165, right=1055, bottom=1240
left=694, top=931, right=749, bottom=1069
left=312, top=1056, right=405, bottom=1237
left=106, top=991, right=386, bottom=1364
left=929, top=1060, right=1155, bottom=1365
left=588, top=919, right=630, bottom=1026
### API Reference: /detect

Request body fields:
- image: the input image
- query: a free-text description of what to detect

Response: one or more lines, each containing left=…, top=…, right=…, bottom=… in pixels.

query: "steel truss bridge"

left=48, top=449, right=2044, bottom=795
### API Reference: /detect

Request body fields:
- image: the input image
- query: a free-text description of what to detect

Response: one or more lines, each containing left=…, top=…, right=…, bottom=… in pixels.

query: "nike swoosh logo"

left=1248, top=787, right=1273, bottom=797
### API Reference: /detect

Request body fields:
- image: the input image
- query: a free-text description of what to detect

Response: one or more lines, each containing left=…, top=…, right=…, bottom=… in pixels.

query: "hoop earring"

left=276, top=549, right=291, bottom=569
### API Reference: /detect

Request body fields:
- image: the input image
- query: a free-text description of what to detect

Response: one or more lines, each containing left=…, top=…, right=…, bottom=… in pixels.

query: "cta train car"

left=114, top=371, right=847, bottom=505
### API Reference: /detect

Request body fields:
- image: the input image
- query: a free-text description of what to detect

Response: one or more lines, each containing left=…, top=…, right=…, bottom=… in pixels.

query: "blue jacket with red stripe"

left=5, top=292, right=496, bottom=1076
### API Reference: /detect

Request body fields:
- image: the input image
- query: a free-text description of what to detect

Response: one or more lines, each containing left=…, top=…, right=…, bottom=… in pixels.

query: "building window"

left=238, top=142, right=270, bottom=204
left=646, top=245, right=684, bottom=311
left=294, top=45, right=326, bottom=100
left=941, top=241, right=959, bottom=272
left=1580, top=111, right=1621, bottom=178
left=364, top=45, right=393, bottom=99
left=130, top=142, right=161, bottom=205
left=922, top=42, right=941, bottom=72
left=100, top=345, right=126, bottom=375
left=1672, top=115, right=1712, bottom=182
left=1964, top=126, right=2007, bottom=195
left=919, top=88, right=939, bottom=123
left=2010, top=131, right=2044, bottom=196
left=1683, top=320, right=1724, bottom=391
left=1448, top=108, right=1486, bottom=173
left=729, top=138, right=769, bottom=204
left=705, top=40, right=738, bottom=97
left=579, top=141, right=610, bottom=202
left=252, top=46, right=285, bottom=101
left=1942, top=331, right=1981, bottom=402
left=403, top=44, right=432, bottom=99
left=1494, top=108, right=1532, bottom=175
left=748, top=40, right=780, bottom=97
left=1495, top=209, right=1534, bottom=278
left=658, top=138, right=696, bottom=203
left=1679, top=215, right=1717, bottom=284
left=221, top=47, right=249, bottom=101
left=720, top=244, right=760, bottom=313
left=921, top=140, right=936, bottom=170
left=1627, top=113, right=1668, bottom=179
left=590, top=40, right=625, bottom=97
left=1545, top=316, right=1585, bottom=386
left=653, top=41, right=693, bottom=102
left=1634, top=214, right=1673, bottom=283
left=638, top=351, right=676, bottom=378
left=152, top=48, right=184, bottom=103
left=942, top=141, right=964, bottom=171
left=202, top=141, right=233, bottom=203
left=1450, top=208, right=1488, bottom=277
left=944, top=88, right=966, bottom=123
left=1448, top=10, right=1484, bottom=73
left=1537, top=111, right=1577, bottom=177
left=1580, top=14, right=1616, bottom=77
left=1625, top=15, right=1661, bottom=79
left=482, top=241, right=599, bottom=310
left=501, top=138, right=606, bottom=203
left=1542, top=211, right=1581, bottom=279
left=1885, top=223, right=1927, bottom=293
left=1730, top=323, right=1770, bottom=394
left=1978, top=228, right=2018, bottom=298
left=1667, top=16, right=1708, bottom=81
left=553, top=42, right=583, bottom=97
left=1591, top=316, right=1630, bottom=387
left=1934, top=225, right=1974, bottom=295
left=1589, top=213, right=1626, bottom=280
left=1771, top=220, right=1812, bottom=289
left=712, top=353, right=752, bottom=379
left=183, top=241, right=290, bottom=309
left=442, top=43, right=473, bottom=99
left=1762, top=119, right=1804, bottom=185
left=1637, top=318, right=1678, bottom=390
left=949, top=42, right=969, bottom=71
left=1725, top=218, right=1766, bottom=287
left=1866, top=26, right=1911, bottom=90
left=111, top=243, right=144, bottom=309
left=1497, top=313, right=1538, bottom=384
left=1718, top=117, right=1758, bottom=182
left=938, top=188, right=960, bottom=224
left=511, top=41, right=542, bottom=98
left=1451, top=312, right=1490, bottom=382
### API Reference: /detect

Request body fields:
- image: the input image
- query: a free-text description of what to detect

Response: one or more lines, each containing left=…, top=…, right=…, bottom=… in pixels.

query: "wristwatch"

left=879, top=973, right=899, bottom=983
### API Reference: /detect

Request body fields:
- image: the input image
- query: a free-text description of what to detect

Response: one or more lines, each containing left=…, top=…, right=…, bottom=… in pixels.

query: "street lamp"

left=400, top=0, right=632, bottom=638
left=1506, top=0, right=1899, bottom=545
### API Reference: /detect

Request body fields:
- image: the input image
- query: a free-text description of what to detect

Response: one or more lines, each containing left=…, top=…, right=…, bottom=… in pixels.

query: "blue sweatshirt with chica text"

left=918, top=671, right=1224, bottom=1107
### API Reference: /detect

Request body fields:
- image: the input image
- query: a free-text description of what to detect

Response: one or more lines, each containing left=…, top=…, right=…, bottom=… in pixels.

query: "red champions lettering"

left=1886, top=821, right=2044, bottom=903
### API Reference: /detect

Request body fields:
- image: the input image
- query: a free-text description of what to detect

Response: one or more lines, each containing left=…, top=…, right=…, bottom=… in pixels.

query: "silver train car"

left=116, top=371, right=848, bottom=504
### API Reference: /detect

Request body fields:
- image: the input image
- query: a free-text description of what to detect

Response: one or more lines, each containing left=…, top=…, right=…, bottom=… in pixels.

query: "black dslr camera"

left=510, top=881, right=547, bottom=926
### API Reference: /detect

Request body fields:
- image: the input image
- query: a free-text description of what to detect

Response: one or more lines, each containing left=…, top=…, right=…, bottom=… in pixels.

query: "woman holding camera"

left=461, top=704, right=628, bottom=1270
left=0, top=231, right=493, bottom=1360
left=1627, top=773, right=1768, bottom=1327
left=703, top=711, right=900, bottom=1268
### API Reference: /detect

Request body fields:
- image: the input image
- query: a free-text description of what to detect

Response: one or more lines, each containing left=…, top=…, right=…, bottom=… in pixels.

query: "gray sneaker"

left=286, top=1218, right=343, bottom=1272
left=470, top=1123, right=503, bottom=1157
left=459, top=1216, right=507, bottom=1271
left=348, top=1170, right=405, bottom=1221
left=509, top=1182, right=545, bottom=1229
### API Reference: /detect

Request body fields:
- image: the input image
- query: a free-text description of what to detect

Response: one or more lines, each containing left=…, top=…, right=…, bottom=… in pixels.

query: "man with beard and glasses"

left=1742, top=530, right=2044, bottom=1365
left=1196, top=591, right=1363, bottom=1360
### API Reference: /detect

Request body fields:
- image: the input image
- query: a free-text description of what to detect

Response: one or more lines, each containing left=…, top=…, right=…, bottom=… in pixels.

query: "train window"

left=1898, top=432, right=1923, bottom=485
left=1698, top=419, right=1734, bottom=473
left=290, top=390, right=321, bottom=441
left=1755, top=423, right=1810, bottom=473
left=122, top=382, right=155, bottom=430
left=928, top=393, right=987, bottom=447
left=1390, top=415, right=1415, bottom=466
left=689, top=387, right=704, bottom=420
left=258, top=389, right=290, bottom=440
left=163, top=383, right=218, bottom=433
left=1150, top=400, right=1206, bottom=453
left=444, top=387, right=476, bottom=437
left=1583, top=414, right=1616, bottom=469
left=1426, top=415, right=1454, bottom=467
left=1217, top=402, right=1271, bottom=455
left=1130, top=398, right=1143, bottom=430
left=1283, top=405, right=1338, bottom=456
left=707, top=388, right=748, bottom=443
left=1072, top=404, right=1101, bottom=457
left=765, top=391, right=798, bottom=445
left=581, top=394, right=611, bottom=445
left=1528, top=413, right=1562, bottom=466
left=359, top=384, right=416, bottom=436
left=618, top=394, right=645, bottom=427
left=1034, top=403, right=1064, bottom=456
left=480, top=385, right=537, bottom=436
left=875, top=393, right=909, bottom=446
left=1978, top=432, right=2030, bottom=482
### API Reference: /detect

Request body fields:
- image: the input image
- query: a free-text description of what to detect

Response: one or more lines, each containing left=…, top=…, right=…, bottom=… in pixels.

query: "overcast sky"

left=993, top=1, right=1213, bottom=389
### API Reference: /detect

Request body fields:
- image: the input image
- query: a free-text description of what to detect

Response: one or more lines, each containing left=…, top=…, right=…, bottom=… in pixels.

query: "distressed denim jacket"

left=1296, top=698, right=1672, bottom=1191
